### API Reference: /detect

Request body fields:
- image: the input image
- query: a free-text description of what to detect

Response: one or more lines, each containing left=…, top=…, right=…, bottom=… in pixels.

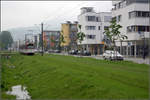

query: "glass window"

left=129, top=11, right=150, bottom=18
left=147, top=26, right=150, bottom=32
left=120, top=2, right=123, bottom=8
left=104, top=26, right=109, bottom=30
left=126, top=0, right=148, bottom=5
left=87, top=9, right=92, bottom=12
left=118, top=3, right=121, bottom=9
left=118, top=15, right=122, bottom=22
left=85, top=26, right=96, bottom=30
left=127, top=26, right=150, bottom=32
left=104, top=16, right=112, bottom=22
left=86, top=16, right=96, bottom=21
left=96, top=17, right=101, bottom=22
left=98, top=26, right=101, bottom=30
left=87, top=35, right=96, bottom=39
left=27, top=44, right=34, bottom=49
left=129, top=11, right=136, bottom=19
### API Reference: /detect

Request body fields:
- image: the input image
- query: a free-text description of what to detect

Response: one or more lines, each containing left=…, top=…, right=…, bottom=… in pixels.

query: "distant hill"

left=7, top=25, right=61, bottom=41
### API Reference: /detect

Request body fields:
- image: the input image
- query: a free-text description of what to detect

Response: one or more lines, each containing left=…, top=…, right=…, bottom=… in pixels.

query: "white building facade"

left=112, top=0, right=150, bottom=58
left=78, top=7, right=112, bottom=54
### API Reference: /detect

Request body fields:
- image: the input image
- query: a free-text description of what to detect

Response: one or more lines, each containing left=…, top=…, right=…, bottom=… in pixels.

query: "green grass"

left=1, top=54, right=149, bottom=99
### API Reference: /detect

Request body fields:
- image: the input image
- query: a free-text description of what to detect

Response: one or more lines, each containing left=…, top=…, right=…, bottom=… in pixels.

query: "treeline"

left=0, top=31, right=13, bottom=50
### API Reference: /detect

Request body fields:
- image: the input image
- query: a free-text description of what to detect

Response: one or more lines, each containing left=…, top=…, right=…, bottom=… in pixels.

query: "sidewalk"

left=124, top=57, right=150, bottom=65
left=90, top=55, right=150, bottom=65
left=52, top=53, right=150, bottom=65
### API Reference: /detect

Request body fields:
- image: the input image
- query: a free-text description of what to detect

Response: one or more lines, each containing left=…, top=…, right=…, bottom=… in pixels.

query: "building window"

left=87, top=8, right=92, bottom=12
left=126, top=0, right=148, bottom=5
left=104, top=16, right=112, bottom=22
left=85, top=26, right=96, bottom=30
left=118, top=2, right=121, bottom=9
left=104, top=26, right=109, bottom=30
left=127, top=26, right=150, bottom=33
left=86, top=16, right=96, bottom=21
left=118, top=15, right=122, bottom=22
left=129, top=11, right=150, bottom=19
left=98, top=26, right=101, bottom=30
left=129, top=12, right=135, bottom=19
left=113, top=0, right=148, bottom=10
left=120, top=1, right=124, bottom=8
left=86, top=35, right=96, bottom=39
left=114, top=4, right=117, bottom=10
left=96, top=17, right=101, bottom=22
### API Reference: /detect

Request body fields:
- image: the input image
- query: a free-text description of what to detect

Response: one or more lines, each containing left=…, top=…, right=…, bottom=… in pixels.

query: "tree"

left=103, top=19, right=128, bottom=53
left=0, top=31, right=13, bottom=50
left=77, top=25, right=85, bottom=52
left=50, top=34, right=57, bottom=50
left=43, top=40, right=47, bottom=51
left=59, top=32, right=65, bottom=45
left=59, top=32, right=66, bottom=51
left=77, top=25, right=85, bottom=44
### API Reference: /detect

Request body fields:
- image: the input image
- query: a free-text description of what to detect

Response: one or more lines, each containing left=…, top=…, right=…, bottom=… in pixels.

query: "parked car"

left=68, top=50, right=72, bottom=54
left=77, top=50, right=82, bottom=55
left=48, top=50, right=54, bottom=53
left=69, top=50, right=78, bottom=55
left=82, top=51, right=91, bottom=56
left=72, top=50, right=78, bottom=55
left=103, top=50, right=124, bottom=61
left=45, top=51, right=49, bottom=54
left=103, top=50, right=113, bottom=58
left=76, top=50, right=91, bottom=56
left=54, top=50, right=61, bottom=53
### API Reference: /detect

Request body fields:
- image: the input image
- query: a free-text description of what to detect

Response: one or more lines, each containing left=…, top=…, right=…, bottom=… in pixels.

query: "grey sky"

left=1, top=1, right=113, bottom=31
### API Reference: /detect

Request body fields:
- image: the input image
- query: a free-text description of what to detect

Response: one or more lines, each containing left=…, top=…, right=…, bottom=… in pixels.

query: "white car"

left=103, top=50, right=124, bottom=61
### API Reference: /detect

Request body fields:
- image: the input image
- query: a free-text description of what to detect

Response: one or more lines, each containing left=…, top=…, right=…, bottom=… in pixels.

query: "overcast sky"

left=1, top=1, right=113, bottom=31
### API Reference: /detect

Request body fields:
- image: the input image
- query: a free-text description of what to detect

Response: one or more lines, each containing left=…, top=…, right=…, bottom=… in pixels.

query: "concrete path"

left=90, top=55, right=150, bottom=65
left=124, top=57, right=150, bottom=65
left=52, top=53, right=150, bottom=65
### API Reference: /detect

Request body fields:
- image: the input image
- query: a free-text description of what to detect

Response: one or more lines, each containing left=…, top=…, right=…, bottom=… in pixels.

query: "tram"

left=19, top=42, right=35, bottom=55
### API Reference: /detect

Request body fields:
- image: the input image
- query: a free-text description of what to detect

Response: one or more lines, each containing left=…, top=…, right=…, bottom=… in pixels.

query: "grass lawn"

left=1, top=54, right=149, bottom=99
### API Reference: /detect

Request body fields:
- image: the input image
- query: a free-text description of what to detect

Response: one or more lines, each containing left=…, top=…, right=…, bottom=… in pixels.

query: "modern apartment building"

left=61, top=21, right=78, bottom=51
left=78, top=7, right=112, bottom=55
left=112, top=0, right=150, bottom=58
left=42, top=30, right=60, bottom=51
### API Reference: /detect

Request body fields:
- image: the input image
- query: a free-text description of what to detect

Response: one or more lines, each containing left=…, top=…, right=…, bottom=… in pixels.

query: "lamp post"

left=41, top=23, right=44, bottom=56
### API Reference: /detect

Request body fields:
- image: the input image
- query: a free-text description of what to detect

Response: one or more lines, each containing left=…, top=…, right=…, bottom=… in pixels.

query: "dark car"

left=77, top=50, right=91, bottom=56
left=69, top=50, right=78, bottom=55
left=54, top=50, right=61, bottom=53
